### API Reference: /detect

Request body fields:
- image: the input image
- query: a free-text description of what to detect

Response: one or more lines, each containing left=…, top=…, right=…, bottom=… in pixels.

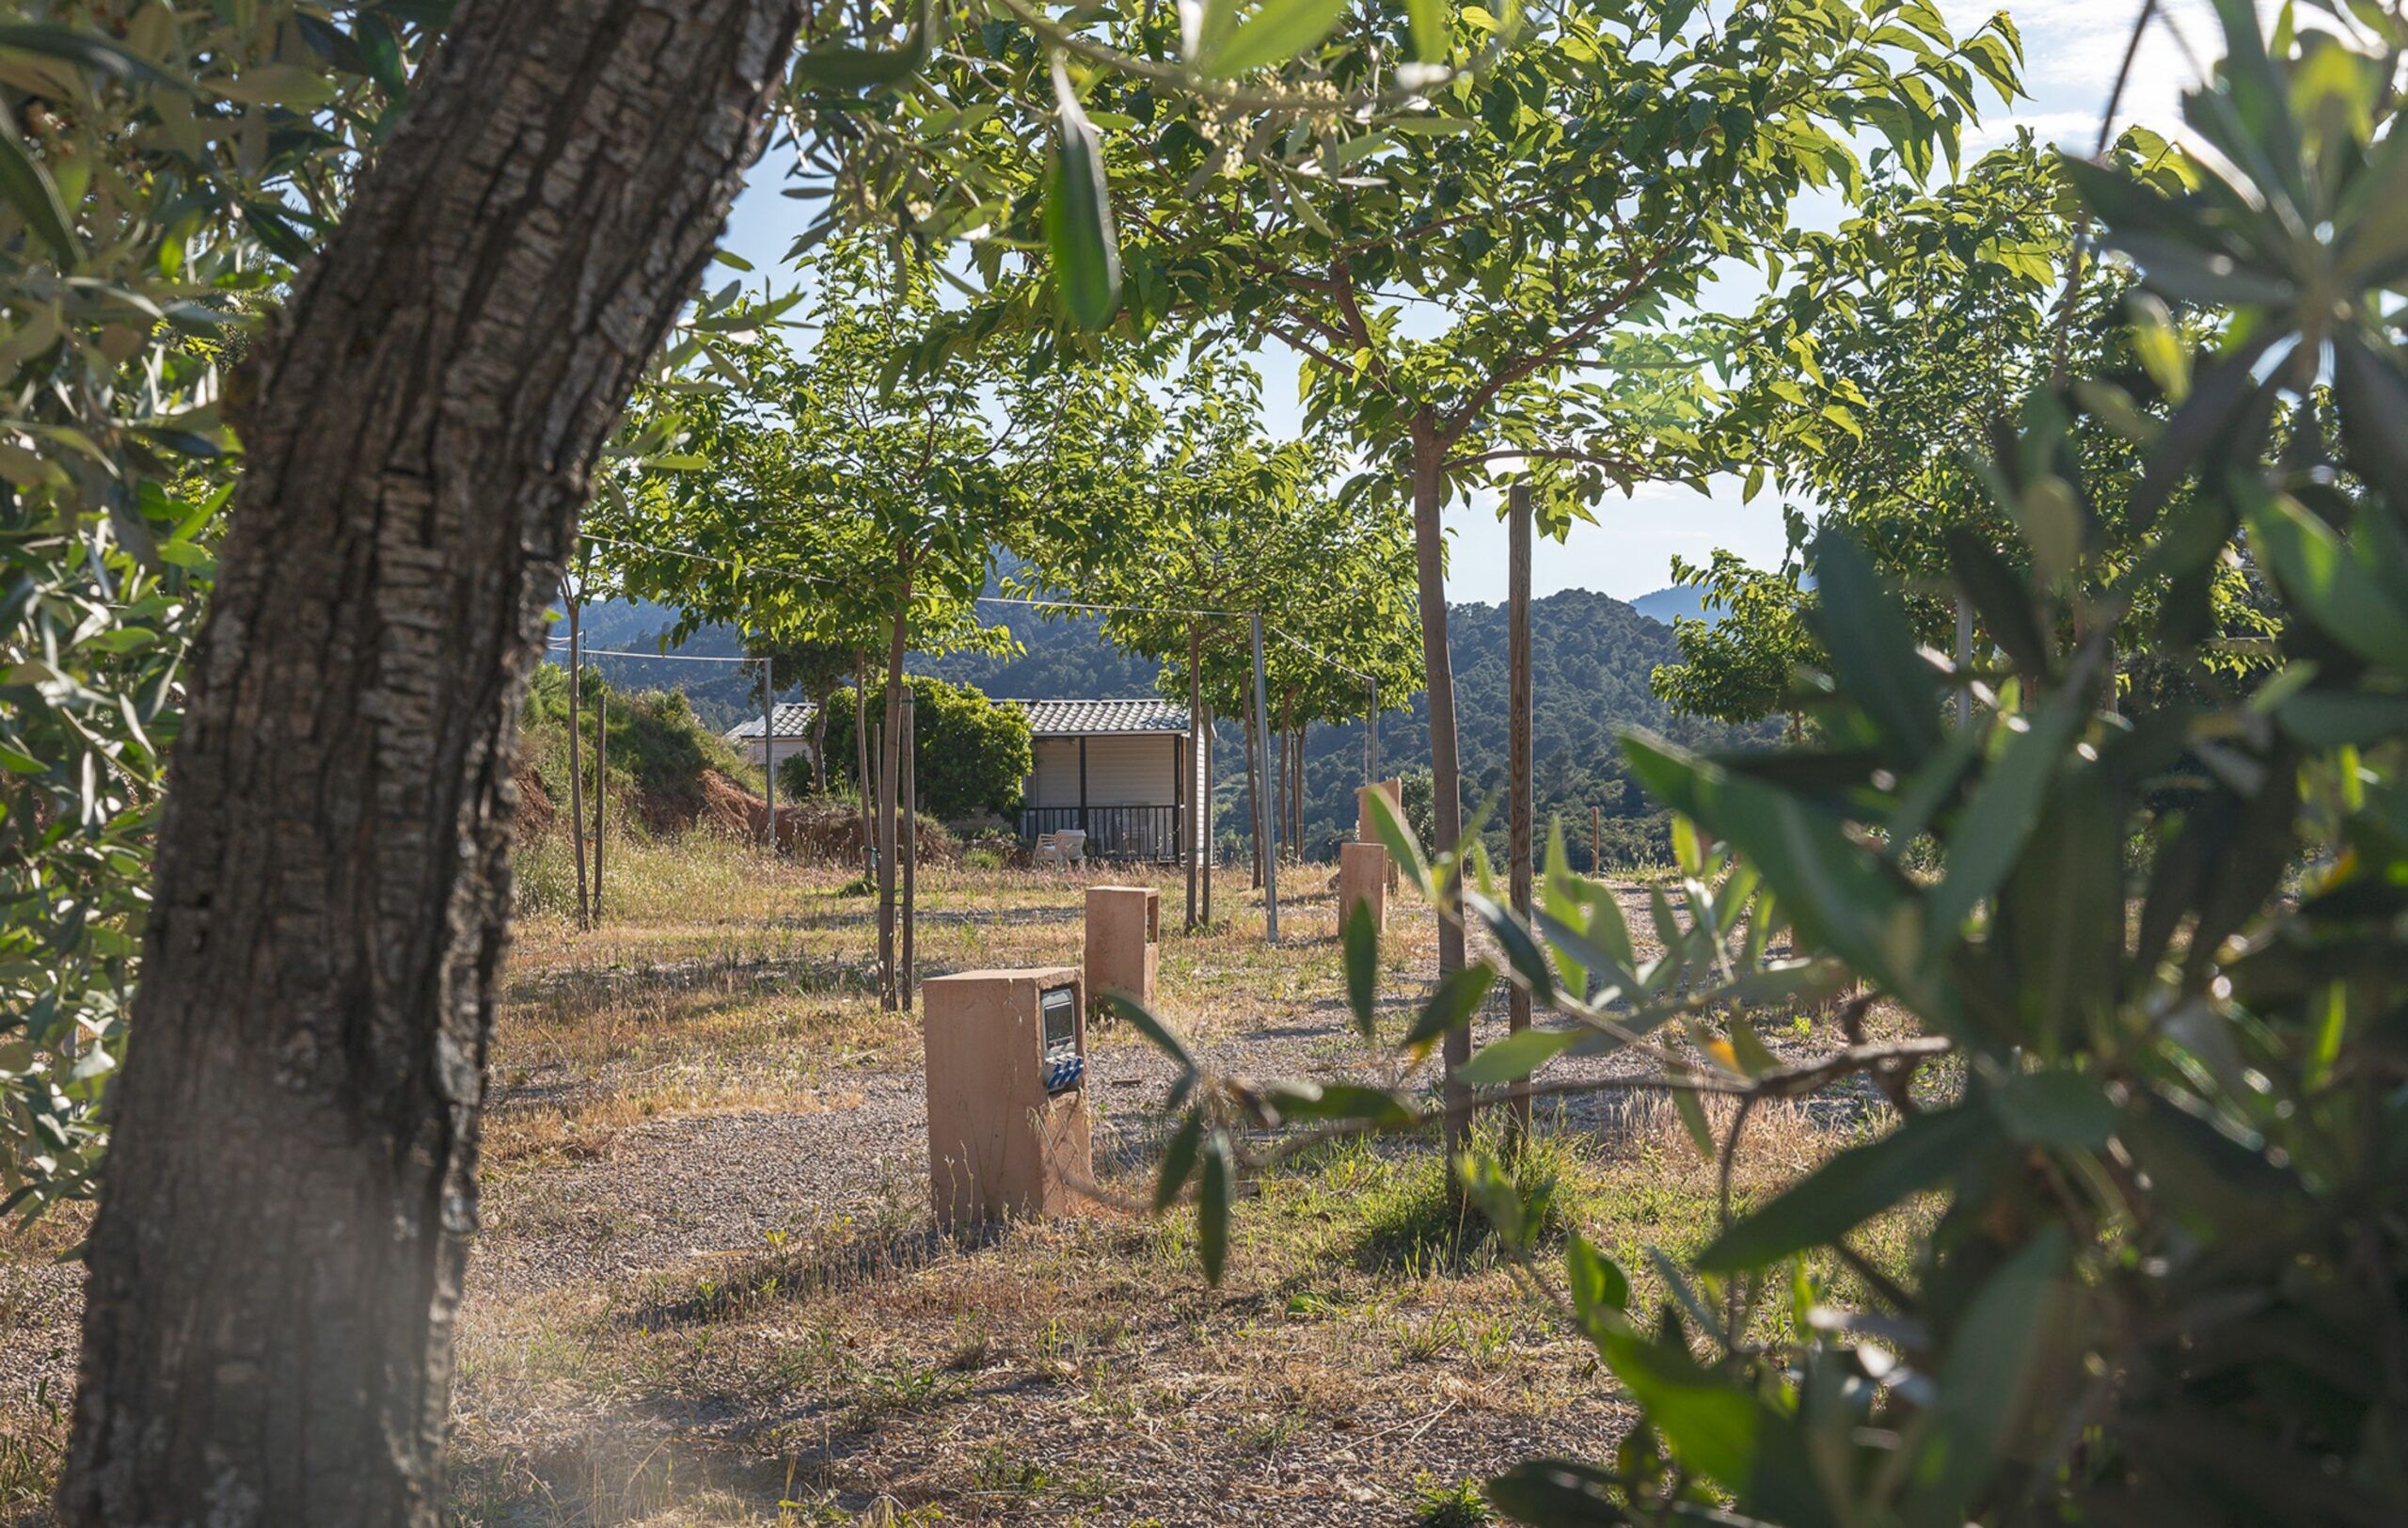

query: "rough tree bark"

left=1408, top=412, right=1471, bottom=1157
left=58, top=0, right=804, bottom=1520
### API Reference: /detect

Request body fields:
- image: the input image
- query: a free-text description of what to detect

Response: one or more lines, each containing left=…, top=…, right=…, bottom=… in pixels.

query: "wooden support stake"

left=1506, top=483, right=1534, bottom=1149
left=1592, top=804, right=1602, bottom=877
left=1186, top=629, right=1201, bottom=931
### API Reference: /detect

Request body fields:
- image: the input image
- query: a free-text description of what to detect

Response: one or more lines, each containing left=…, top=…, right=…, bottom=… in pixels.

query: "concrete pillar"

left=923, top=966, right=1091, bottom=1227
left=1085, top=883, right=1160, bottom=1011
left=1339, top=841, right=1388, bottom=932
left=1354, top=777, right=1403, bottom=842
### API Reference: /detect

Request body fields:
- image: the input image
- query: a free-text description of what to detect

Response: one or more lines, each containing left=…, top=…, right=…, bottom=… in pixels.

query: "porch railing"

left=1019, top=804, right=1182, bottom=862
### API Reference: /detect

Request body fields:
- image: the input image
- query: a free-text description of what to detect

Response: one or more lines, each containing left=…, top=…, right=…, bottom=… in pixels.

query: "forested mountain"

left=553, top=586, right=1769, bottom=863
left=1284, top=589, right=1777, bottom=864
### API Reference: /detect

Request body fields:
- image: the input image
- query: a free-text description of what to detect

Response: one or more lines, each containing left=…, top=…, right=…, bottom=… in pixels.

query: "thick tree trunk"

left=58, top=0, right=802, bottom=1520
left=1409, top=414, right=1471, bottom=1157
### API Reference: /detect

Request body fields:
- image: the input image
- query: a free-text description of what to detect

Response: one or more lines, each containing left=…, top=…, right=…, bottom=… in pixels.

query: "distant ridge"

left=1630, top=584, right=1714, bottom=626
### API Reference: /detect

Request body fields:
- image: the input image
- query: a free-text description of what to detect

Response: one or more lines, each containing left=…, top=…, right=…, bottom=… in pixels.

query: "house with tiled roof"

left=724, top=702, right=816, bottom=776
left=1010, top=699, right=1201, bottom=862
left=725, top=695, right=1203, bottom=861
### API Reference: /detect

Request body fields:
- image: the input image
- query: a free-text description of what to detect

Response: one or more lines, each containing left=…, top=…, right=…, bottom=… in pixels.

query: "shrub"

left=817, top=674, right=1033, bottom=822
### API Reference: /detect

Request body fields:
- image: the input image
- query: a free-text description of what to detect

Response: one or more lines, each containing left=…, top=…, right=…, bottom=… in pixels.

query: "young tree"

left=901, top=0, right=2021, bottom=1132
left=1012, top=362, right=1421, bottom=892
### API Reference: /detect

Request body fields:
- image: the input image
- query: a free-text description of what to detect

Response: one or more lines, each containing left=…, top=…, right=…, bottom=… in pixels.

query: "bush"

left=817, top=674, right=1033, bottom=822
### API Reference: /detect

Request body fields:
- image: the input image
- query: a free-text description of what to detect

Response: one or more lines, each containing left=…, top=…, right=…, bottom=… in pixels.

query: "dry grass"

left=3, top=831, right=1918, bottom=1526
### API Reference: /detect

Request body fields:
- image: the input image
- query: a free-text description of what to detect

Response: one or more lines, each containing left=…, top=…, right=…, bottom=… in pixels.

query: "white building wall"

left=1024, top=735, right=1186, bottom=807
left=736, top=736, right=814, bottom=774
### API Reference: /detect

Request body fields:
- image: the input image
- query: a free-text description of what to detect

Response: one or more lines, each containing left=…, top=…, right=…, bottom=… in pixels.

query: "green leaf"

left=1670, top=1087, right=1716, bottom=1160
left=1259, top=1080, right=1420, bottom=1130
left=2244, top=485, right=2408, bottom=671
left=1363, top=784, right=1433, bottom=898
left=1696, top=1105, right=1994, bottom=1271
left=1591, top=1325, right=1827, bottom=1519
left=1105, top=992, right=1197, bottom=1074
left=1624, top=734, right=1927, bottom=1010
left=1201, top=0, right=1348, bottom=77
left=1404, top=0, right=1451, bottom=63
left=1342, top=898, right=1378, bottom=1036
left=1564, top=1233, right=1629, bottom=1327
left=1154, top=1112, right=1203, bottom=1211
left=1988, top=1070, right=2117, bottom=1150
left=0, top=116, right=77, bottom=269
left=1900, top=1227, right=2070, bottom=1522
left=1197, top=1129, right=1233, bottom=1284
left=1465, top=890, right=1556, bottom=1004
left=1809, top=533, right=1942, bottom=763
left=0, top=23, right=196, bottom=92
left=1405, top=962, right=1495, bottom=1049
left=1925, top=685, right=2086, bottom=935
left=1485, top=1458, right=1627, bottom=1525
left=1458, top=1026, right=1580, bottom=1085
left=788, top=0, right=933, bottom=91
left=1045, top=86, right=1121, bottom=330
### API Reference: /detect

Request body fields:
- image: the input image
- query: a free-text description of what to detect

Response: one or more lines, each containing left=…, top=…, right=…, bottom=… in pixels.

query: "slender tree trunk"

left=594, top=681, right=608, bottom=922
left=1186, top=627, right=1200, bottom=932
left=809, top=684, right=831, bottom=795
left=1506, top=483, right=1534, bottom=1153
left=1409, top=414, right=1471, bottom=1159
left=1202, top=696, right=1214, bottom=924
left=901, top=685, right=916, bottom=1011
left=853, top=651, right=873, bottom=871
left=878, top=578, right=911, bottom=1011
left=58, top=0, right=802, bottom=1520
left=567, top=598, right=590, bottom=930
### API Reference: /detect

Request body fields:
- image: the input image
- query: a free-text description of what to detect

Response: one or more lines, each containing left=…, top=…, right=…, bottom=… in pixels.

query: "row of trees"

left=0, top=0, right=2126, bottom=1520
left=1125, top=8, right=2408, bottom=1520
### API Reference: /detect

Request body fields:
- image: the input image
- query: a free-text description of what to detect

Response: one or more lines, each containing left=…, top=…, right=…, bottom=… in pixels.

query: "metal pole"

left=1506, top=483, right=1534, bottom=1149
left=1251, top=612, right=1279, bottom=944
left=761, top=656, right=775, bottom=852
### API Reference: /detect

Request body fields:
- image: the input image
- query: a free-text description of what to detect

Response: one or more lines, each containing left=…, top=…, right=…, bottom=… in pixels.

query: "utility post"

left=1251, top=612, right=1279, bottom=944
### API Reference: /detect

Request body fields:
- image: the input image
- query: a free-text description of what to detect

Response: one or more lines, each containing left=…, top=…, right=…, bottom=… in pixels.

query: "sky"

left=714, top=0, right=2235, bottom=605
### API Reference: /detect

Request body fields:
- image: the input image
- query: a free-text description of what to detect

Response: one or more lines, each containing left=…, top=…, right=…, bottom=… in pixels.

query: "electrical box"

left=1085, top=884, right=1160, bottom=1012
left=1339, top=840, right=1388, bottom=932
left=923, top=966, right=1092, bottom=1227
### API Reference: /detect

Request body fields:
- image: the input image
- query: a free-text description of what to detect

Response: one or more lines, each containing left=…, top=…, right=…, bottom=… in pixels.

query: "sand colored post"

left=1085, top=884, right=1160, bottom=1011
left=923, top=966, right=1092, bottom=1227
left=1338, top=841, right=1387, bottom=932
left=1356, top=778, right=1403, bottom=889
